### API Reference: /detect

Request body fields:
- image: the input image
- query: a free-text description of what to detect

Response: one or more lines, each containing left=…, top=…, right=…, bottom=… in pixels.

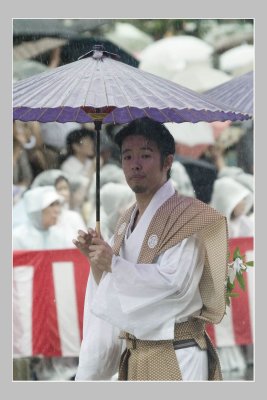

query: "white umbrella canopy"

left=165, top=121, right=215, bottom=159
left=13, top=46, right=248, bottom=124
left=105, top=22, right=154, bottom=56
left=219, top=44, right=254, bottom=77
left=139, top=35, right=214, bottom=80
left=172, top=65, right=232, bottom=93
left=165, top=121, right=214, bottom=146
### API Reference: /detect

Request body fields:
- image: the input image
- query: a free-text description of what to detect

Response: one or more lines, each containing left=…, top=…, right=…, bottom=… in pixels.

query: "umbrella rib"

left=108, top=61, right=144, bottom=107
left=13, top=63, right=78, bottom=106
left=20, top=60, right=93, bottom=108
left=154, top=108, right=173, bottom=122
left=55, top=61, right=95, bottom=107
left=170, top=107, right=195, bottom=122
left=126, top=106, right=135, bottom=120
left=83, top=59, right=104, bottom=107
left=14, top=106, right=35, bottom=120
left=115, top=62, right=214, bottom=111
left=36, top=107, right=51, bottom=120
left=120, top=65, right=169, bottom=108
left=74, top=107, right=82, bottom=122
left=55, top=107, right=68, bottom=121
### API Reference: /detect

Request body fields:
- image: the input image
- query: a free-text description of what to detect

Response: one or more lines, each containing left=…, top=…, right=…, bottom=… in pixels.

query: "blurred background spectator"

left=210, top=176, right=254, bottom=378
left=13, top=186, right=83, bottom=380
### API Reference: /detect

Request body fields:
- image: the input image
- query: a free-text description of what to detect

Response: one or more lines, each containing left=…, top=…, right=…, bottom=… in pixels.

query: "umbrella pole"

left=94, top=120, right=102, bottom=237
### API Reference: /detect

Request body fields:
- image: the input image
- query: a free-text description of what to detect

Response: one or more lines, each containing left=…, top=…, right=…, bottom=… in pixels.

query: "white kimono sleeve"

left=75, top=270, right=122, bottom=381
left=91, top=235, right=205, bottom=339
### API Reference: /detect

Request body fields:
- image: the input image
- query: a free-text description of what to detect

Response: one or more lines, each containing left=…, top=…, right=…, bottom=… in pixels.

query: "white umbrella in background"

left=172, top=65, right=232, bottom=93
left=139, top=35, right=214, bottom=80
left=39, top=121, right=82, bottom=150
left=13, top=38, right=67, bottom=61
left=219, top=44, right=254, bottom=77
left=166, top=121, right=214, bottom=146
left=105, top=22, right=154, bottom=57
left=165, top=120, right=232, bottom=159
left=165, top=121, right=214, bottom=159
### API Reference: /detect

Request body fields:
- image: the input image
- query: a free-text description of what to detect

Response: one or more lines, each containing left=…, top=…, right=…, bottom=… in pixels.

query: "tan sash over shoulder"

left=113, top=192, right=228, bottom=324
left=112, top=192, right=228, bottom=380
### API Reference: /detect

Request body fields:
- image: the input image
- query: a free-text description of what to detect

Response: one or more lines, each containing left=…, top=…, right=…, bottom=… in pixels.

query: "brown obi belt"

left=119, top=319, right=208, bottom=351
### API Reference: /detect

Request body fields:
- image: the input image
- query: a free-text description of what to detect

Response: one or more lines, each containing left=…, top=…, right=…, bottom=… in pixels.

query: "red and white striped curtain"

left=13, top=238, right=254, bottom=357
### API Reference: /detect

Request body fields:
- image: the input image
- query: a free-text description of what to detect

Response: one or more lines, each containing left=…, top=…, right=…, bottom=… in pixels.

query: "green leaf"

left=236, top=271, right=246, bottom=290
left=233, top=246, right=241, bottom=260
left=227, top=280, right=235, bottom=291
left=246, top=261, right=254, bottom=267
left=227, top=292, right=240, bottom=298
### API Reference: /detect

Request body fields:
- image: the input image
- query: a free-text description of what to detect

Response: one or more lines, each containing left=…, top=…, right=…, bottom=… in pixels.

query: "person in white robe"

left=73, top=117, right=228, bottom=381
left=99, top=182, right=136, bottom=240
left=13, top=186, right=80, bottom=380
left=13, top=170, right=87, bottom=246
left=210, top=176, right=254, bottom=378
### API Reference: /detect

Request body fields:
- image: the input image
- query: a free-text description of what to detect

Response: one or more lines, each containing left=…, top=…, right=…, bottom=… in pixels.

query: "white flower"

left=227, top=257, right=246, bottom=284
left=233, top=257, right=246, bottom=273
left=228, top=266, right=236, bottom=285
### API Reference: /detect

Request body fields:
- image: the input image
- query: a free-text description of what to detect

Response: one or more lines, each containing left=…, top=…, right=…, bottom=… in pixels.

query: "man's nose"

left=131, top=160, right=142, bottom=170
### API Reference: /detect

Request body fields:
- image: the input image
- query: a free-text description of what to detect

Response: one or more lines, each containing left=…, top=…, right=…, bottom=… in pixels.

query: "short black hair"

left=66, top=128, right=95, bottom=155
left=54, top=175, right=69, bottom=187
left=114, top=117, right=175, bottom=179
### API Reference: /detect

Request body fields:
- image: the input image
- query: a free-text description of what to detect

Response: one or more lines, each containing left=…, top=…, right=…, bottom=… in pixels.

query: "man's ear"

left=72, top=143, right=80, bottom=153
left=164, top=154, right=174, bottom=170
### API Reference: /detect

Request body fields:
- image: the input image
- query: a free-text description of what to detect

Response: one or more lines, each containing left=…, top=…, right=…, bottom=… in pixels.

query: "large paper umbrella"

left=13, top=44, right=250, bottom=234
left=204, top=70, right=253, bottom=116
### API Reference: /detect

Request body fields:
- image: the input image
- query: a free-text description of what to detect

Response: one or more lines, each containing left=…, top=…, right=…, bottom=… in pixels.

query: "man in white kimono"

left=73, top=117, right=228, bottom=381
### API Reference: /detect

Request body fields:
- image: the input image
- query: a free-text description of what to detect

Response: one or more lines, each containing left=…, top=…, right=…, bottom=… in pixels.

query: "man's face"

left=74, top=137, right=95, bottom=158
left=121, top=134, right=172, bottom=197
left=42, top=201, right=61, bottom=229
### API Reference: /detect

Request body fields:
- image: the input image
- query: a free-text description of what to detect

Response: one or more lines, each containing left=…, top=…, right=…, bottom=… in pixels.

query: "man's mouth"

left=131, top=175, right=145, bottom=180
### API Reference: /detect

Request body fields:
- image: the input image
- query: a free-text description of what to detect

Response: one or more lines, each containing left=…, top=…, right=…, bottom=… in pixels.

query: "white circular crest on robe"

left=118, top=222, right=127, bottom=235
left=148, top=234, right=158, bottom=249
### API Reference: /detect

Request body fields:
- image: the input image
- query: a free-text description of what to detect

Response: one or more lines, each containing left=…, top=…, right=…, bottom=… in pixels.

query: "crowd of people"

left=12, top=117, right=254, bottom=381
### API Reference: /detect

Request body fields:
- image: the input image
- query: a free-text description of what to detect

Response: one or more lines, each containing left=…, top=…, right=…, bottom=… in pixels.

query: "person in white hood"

left=210, top=176, right=253, bottom=238
left=99, top=182, right=136, bottom=240
left=13, top=186, right=67, bottom=250
left=13, top=186, right=79, bottom=380
left=13, top=171, right=87, bottom=246
left=210, top=176, right=254, bottom=378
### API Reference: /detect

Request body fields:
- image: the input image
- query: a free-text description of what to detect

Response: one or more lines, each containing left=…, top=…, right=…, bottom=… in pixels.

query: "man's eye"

left=123, top=155, right=131, bottom=160
left=142, top=154, right=151, bottom=158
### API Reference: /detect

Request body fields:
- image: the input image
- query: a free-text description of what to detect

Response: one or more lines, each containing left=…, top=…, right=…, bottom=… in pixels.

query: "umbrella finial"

left=78, top=44, right=120, bottom=61
left=92, top=45, right=105, bottom=60
left=93, top=44, right=105, bottom=52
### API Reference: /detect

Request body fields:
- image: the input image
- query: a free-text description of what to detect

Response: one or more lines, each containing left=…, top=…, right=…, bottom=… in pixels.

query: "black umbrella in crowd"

left=13, top=18, right=111, bottom=41
left=175, top=155, right=217, bottom=204
left=13, top=44, right=251, bottom=235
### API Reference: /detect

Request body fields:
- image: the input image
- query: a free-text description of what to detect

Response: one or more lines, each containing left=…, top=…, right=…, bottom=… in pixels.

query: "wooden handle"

left=95, top=221, right=101, bottom=238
